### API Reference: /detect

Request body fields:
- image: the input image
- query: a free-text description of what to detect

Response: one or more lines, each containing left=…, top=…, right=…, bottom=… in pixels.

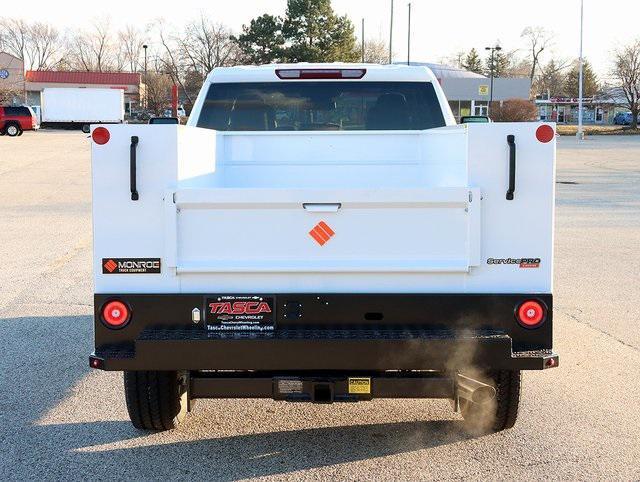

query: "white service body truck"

left=90, top=64, right=558, bottom=432
left=41, top=87, right=124, bottom=133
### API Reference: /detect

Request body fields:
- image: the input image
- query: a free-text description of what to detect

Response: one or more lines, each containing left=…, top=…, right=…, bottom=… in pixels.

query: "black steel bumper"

left=91, top=293, right=558, bottom=372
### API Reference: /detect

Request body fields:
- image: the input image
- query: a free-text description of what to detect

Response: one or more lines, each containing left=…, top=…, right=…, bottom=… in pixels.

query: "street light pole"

left=577, top=0, right=585, bottom=140
left=143, top=44, right=148, bottom=76
left=485, top=45, right=502, bottom=115
left=407, top=3, right=411, bottom=66
left=389, top=0, right=394, bottom=64
left=142, top=44, right=148, bottom=110
left=362, top=18, right=365, bottom=63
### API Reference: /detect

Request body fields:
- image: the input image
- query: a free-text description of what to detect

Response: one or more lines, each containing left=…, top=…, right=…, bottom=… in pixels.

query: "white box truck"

left=41, top=87, right=124, bottom=133
left=89, top=64, right=558, bottom=434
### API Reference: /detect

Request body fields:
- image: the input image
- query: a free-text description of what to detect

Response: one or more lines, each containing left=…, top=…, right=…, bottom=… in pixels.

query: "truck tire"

left=460, top=370, right=521, bottom=433
left=5, top=123, right=22, bottom=137
left=123, top=371, right=187, bottom=430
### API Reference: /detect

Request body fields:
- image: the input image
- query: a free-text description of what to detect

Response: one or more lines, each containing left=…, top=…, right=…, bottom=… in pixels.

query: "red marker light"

left=536, top=124, right=555, bottom=143
left=102, top=300, right=130, bottom=328
left=92, top=127, right=110, bottom=145
left=517, top=300, right=545, bottom=328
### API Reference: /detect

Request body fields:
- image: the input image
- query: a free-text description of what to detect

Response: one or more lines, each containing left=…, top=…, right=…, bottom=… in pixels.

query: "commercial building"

left=535, top=88, right=629, bottom=124
left=0, top=52, right=25, bottom=104
left=401, top=62, right=532, bottom=121
left=25, top=71, right=143, bottom=114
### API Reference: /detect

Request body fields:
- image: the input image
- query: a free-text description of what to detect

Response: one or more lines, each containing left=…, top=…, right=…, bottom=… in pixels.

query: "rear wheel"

left=460, top=370, right=521, bottom=433
left=123, top=371, right=188, bottom=430
left=5, top=123, right=21, bottom=137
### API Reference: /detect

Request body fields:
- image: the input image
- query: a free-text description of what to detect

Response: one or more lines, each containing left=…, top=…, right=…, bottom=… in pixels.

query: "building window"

left=448, top=100, right=460, bottom=120
left=474, top=101, right=488, bottom=116
left=459, top=101, right=471, bottom=118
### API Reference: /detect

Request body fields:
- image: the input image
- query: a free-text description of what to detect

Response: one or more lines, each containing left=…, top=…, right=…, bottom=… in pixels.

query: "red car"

left=0, top=106, right=39, bottom=137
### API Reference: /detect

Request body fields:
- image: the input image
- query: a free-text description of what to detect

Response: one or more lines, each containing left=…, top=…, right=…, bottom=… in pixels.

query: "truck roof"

left=207, top=63, right=439, bottom=83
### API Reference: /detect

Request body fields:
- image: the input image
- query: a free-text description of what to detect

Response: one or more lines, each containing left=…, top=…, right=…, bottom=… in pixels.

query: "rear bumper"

left=91, top=327, right=558, bottom=371
left=91, top=293, right=558, bottom=372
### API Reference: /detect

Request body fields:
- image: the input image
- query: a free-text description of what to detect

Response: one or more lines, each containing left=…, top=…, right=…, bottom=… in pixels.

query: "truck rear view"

left=90, top=64, right=558, bottom=433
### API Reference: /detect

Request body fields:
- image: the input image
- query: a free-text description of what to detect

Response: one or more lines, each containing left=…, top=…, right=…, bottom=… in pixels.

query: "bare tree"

left=144, top=72, right=173, bottom=115
left=67, top=18, right=115, bottom=71
left=0, top=18, right=29, bottom=62
left=504, top=53, right=532, bottom=78
left=156, top=23, right=194, bottom=106
left=178, top=16, right=240, bottom=76
left=521, top=27, right=553, bottom=84
left=612, top=40, right=640, bottom=129
left=442, top=50, right=466, bottom=69
left=26, top=22, right=60, bottom=70
left=118, top=24, right=146, bottom=72
left=363, top=38, right=388, bottom=64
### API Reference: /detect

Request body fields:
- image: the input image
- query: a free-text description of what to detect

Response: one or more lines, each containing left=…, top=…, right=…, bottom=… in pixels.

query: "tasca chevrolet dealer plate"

left=206, top=295, right=275, bottom=332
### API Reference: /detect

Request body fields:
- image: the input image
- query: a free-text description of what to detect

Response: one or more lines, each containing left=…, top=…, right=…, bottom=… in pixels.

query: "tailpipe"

left=456, top=373, right=496, bottom=405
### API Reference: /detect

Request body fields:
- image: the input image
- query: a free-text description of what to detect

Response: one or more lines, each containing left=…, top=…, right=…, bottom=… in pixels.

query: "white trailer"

left=89, top=64, right=558, bottom=433
left=41, top=87, right=124, bottom=132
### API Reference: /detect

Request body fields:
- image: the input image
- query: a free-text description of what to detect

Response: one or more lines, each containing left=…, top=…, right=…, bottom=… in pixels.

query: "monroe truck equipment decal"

left=102, top=258, right=161, bottom=274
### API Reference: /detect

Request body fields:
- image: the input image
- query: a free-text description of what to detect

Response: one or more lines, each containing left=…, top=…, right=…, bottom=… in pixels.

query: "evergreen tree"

left=233, top=14, right=285, bottom=65
left=485, top=49, right=510, bottom=77
left=234, top=0, right=359, bottom=64
left=462, top=48, right=483, bottom=74
left=563, top=60, right=599, bottom=98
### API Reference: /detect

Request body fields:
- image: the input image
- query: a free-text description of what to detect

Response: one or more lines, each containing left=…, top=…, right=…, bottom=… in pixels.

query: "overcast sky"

left=18, top=0, right=639, bottom=80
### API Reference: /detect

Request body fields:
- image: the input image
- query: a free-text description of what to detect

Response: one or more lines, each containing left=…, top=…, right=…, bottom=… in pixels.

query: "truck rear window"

left=196, top=81, right=446, bottom=131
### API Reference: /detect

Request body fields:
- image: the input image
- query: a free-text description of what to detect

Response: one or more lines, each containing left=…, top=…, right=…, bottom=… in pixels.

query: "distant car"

left=163, top=107, right=187, bottom=117
left=613, top=112, right=633, bottom=125
left=149, top=116, right=179, bottom=125
left=0, top=106, right=39, bottom=137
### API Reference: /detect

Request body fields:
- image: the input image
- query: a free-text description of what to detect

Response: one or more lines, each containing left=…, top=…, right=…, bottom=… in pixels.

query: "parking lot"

left=1, top=131, right=639, bottom=480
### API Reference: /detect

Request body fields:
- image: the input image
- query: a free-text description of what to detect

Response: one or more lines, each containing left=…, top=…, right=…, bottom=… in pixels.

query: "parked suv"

left=0, top=106, right=39, bottom=137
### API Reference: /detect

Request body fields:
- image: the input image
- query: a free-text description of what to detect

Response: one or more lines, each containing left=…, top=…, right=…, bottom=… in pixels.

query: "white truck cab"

left=89, top=63, right=558, bottom=433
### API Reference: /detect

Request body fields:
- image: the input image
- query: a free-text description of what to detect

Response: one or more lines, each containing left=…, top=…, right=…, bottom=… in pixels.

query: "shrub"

left=491, top=99, right=538, bottom=122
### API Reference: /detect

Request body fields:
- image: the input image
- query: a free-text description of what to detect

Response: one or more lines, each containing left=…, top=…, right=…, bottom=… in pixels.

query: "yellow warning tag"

left=348, top=377, right=371, bottom=394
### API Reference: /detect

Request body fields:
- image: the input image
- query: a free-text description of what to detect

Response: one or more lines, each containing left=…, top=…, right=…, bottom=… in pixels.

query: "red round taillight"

left=536, top=124, right=555, bottom=143
left=517, top=300, right=546, bottom=328
left=92, top=127, right=110, bottom=145
left=102, top=300, right=130, bottom=328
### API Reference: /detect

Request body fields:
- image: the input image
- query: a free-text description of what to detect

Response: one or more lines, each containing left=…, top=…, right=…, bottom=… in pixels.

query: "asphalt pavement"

left=0, top=131, right=638, bottom=480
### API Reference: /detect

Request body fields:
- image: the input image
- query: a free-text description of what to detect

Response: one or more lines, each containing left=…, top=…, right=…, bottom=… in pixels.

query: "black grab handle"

left=130, top=136, right=139, bottom=201
left=506, top=134, right=516, bottom=201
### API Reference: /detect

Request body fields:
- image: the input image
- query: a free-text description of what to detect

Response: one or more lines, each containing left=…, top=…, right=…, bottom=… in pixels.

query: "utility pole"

left=362, top=18, right=365, bottom=63
left=485, top=44, right=502, bottom=115
left=389, top=0, right=394, bottom=64
left=577, top=0, right=584, bottom=140
left=407, top=3, right=411, bottom=65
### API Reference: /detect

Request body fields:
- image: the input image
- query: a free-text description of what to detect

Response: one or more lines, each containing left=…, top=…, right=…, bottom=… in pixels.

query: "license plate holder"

left=205, top=295, right=275, bottom=332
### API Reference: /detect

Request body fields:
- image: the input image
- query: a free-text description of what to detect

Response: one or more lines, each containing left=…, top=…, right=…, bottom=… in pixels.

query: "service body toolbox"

left=90, top=63, right=558, bottom=432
